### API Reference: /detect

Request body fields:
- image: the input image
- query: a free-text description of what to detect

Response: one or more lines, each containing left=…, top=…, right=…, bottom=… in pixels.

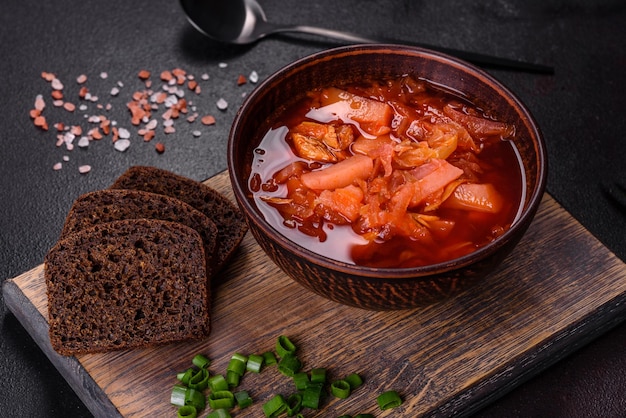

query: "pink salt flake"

left=216, top=98, right=228, bottom=110
left=76, top=74, right=87, bottom=84
left=51, top=78, right=64, bottom=90
left=145, top=119, right=158, bottom=130
left=114, top=139, right=131, bottom=152
left=77, top=136, right=90, bottom=148
left=53, top=162, right=62, bottom=171
left=34, top=95, right=46, bottom=111
left=78, top=165, right=91, bottom=174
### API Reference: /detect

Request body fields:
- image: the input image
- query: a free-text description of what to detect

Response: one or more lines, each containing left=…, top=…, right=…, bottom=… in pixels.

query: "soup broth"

left=249, top=76, right=524, bottom=268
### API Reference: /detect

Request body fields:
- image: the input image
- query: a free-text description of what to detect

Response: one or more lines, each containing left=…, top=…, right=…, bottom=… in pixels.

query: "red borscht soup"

left=248, top=76, right=525, bottom=268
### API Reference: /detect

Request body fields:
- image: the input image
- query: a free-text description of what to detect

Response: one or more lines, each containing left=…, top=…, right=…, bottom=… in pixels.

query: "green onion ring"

left=331, top=379, right=351, bottom=399
left=234, top=390, right=253, bottom=408
left=377, top=390, right=402, bottom=410
left=262, top=394, right=287, bottom=418
left=206, top=409, right=232, bottom=418
left=177, top=405, right=197, bottom=418
left=292, top=372, right=309, bottom=391
left=286, top=392, right=303, bottom=416
left=247, top=353, right=264, bottom=373
left=208, top=390, right=235, bottom=410
left=188, top=367, right=209, bottom=391
left=170, top=385, right=187, bottom=407
left=278, top=352, right=302, bottom=377
left=192, top=354, right=211, bottom=369
left=263, top=351, right=277, bottom=366
left=184, top=388, right=206, bottom=410
left=227, top=353, right=248, bottom=375
left=345, top=373, right=364, bottom=389
left=276, top=335, right=297, bottom=358
left=301, top=383, right=323, bottom=410
left=208, top=374, right=228, bottom=392
left=310, top=368, right=326, bottom=384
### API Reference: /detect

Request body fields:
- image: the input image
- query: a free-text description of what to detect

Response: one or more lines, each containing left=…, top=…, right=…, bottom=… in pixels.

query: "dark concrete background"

left=1, top=0, right=625, bottom=416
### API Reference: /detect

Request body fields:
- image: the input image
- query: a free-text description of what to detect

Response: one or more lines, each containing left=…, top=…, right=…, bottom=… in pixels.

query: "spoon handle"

left=274, top=25, right=554, bottom=74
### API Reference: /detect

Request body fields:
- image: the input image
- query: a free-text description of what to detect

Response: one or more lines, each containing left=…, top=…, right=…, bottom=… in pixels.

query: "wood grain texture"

left=4, top=170, right=626, bottom=417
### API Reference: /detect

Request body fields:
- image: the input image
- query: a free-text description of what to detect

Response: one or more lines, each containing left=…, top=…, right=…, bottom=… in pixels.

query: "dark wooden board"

left=4, top=170, right=626, bottom=417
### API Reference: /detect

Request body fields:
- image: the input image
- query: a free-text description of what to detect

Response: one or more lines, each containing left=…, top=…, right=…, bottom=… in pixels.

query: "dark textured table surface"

left=2, top=0, right=625, bottom=416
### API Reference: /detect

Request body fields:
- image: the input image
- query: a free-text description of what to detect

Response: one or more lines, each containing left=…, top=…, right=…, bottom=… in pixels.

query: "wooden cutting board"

left=4, top=170, right=626, bottom=417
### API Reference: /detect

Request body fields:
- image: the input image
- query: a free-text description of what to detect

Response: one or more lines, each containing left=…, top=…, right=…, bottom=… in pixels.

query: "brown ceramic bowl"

left=227, top=44, right=547, bottom=310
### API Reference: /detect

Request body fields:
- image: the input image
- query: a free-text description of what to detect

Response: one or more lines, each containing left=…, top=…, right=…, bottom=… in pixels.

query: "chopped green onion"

left=310, top=367, right=326, bottom=384
left=263, top=351, right=277, bottom=366
left=171, top=385, right=187, bottom=407
left=301, top=383, right=323, bottom=410
left=188, top=367, right=209, bottom=391
left=278, top=352, right=302, bottom=377
left=262, top=394, right=287, bottom=418
left=377, top=390, right=402, bottom=410
left=177, top=368, right=194, bottom=385
left=208, top=390, right=235, bottom=410
left=234, top=390, right=253, bottom=409
left=226, top=370, right=241, bottom=387
left=206, top=409, right=232, bottom=418
left=192, top=354, right=211, bottom=369
left=345, top=373, right=363, bottom=389
left=292, top=372, right=309, bottom=391
left=227, top=352, right=248, bottom=375
left=331, top=379, right=351, bottom=399
left=208, top=374, right=229, bottom=392
left=177, top=405, right=197, bottom=418
left=286, top=392, right=303, bottom=416
left=276, top=335, right=296, bottom=358
left=184, top=388, right=206, bottom=410
left=247, top=353, right=264, bottom=373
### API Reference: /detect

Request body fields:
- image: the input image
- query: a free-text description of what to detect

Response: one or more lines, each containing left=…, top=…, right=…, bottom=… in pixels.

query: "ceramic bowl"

left=227, top=44, right=547, bottom=310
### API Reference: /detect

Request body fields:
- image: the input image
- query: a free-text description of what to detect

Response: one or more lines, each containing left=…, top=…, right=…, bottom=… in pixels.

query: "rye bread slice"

left=45, top=219, right=209, bottom=356
left=60, top=189, right=218, bottom=277
left=110, top=166, right=248, bottom=273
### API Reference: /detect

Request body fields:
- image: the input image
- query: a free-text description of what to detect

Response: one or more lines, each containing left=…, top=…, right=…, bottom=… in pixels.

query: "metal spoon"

left=179, top=0, right=553, bottom=74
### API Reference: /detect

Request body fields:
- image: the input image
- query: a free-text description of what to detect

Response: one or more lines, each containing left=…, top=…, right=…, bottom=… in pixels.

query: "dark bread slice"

left=45, top=219, right=209, bottom=356
left=60, top=189, right=218, bottom=277
left=110, top=166, right=248, bottom=273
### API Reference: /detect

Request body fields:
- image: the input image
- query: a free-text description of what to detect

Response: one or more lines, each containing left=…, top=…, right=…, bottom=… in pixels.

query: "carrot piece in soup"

left=315, top=184, right=364, bottom=222
left=317, top=87, right=393, bottom=136
left=443, top=183, right=504, bottom=213
left=301, top=154, right=374, bottom=190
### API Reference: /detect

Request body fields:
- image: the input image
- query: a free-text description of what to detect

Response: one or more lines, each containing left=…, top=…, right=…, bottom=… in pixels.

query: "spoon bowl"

left=179, top=0, right=553, bottom=73
left=180, top=0, right=373, bottom=45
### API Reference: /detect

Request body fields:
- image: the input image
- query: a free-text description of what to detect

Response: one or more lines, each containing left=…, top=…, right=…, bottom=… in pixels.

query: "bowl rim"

left=228, top=43, right=548, bottom=279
